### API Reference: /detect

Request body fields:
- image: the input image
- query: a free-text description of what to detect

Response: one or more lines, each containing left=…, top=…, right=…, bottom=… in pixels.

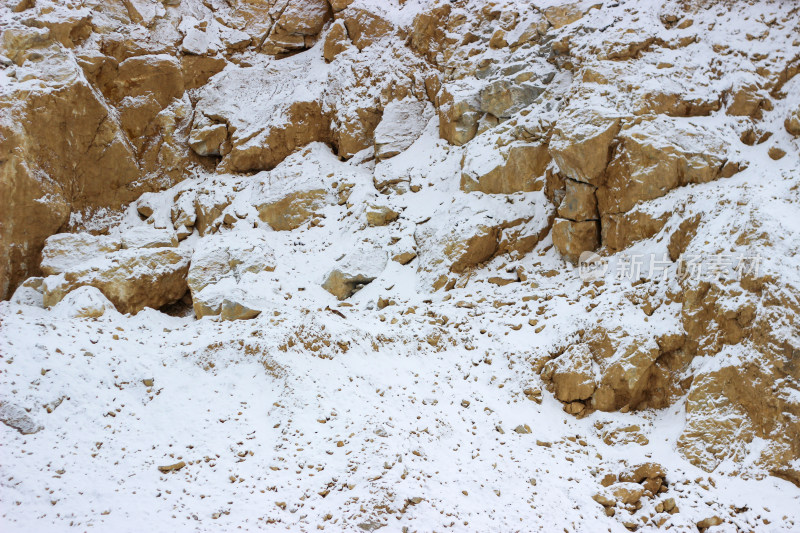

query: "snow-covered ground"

left=3, top=293, right=800, bottom=532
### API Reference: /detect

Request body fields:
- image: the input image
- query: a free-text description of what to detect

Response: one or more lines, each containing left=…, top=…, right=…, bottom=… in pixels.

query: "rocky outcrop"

left=187, top=233, right=275, bottom=318
left=598, top=118, right=738, bottom=215
left=322, top=246, right=387, bottom=300
left=541, top=327, right=690, bottom=416
left=261, top=0, right=332, bottom=55
left=40, top=240, right=191, bottom=315
left=461, top=139, right=550, bottom=194
left=374, top=99, right=433, bottom=161
left=254, top=144, right=339, bottom=231
left=415, top=193, right=553, bottom=291
left=52, top=286, right=118, bottom=318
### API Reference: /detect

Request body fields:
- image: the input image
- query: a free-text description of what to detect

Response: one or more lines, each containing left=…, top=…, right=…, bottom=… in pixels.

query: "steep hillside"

left=1, top=0, right=800, bottom=531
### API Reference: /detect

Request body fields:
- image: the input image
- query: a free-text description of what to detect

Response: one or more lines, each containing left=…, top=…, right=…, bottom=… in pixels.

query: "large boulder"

left=551, top=219, right=600, bottom=264
left=373, top=99, right=433, bottom=161
left=322, top=245, right=388, bottom=300
left=261, top=0, right=332, bottom=55
left=598, top=117, right=739, bottom=215
left=678, top=345, right=800, bottom=486
left=461, top=139, right=550, bottom=194
left=188, top=233, right=276, bottom=318
left=437, top=83, right=481, bottom=146
left=251, top=144, right=340, bottom=231
left=415, top=193, right=554, bottom=291
left=42, top=247, right=191, bottom=314
left=549, top=107, right=622, bottom=186
left=0, top=42, right=141, bottom=298
left=541, top=327, right=690, bottom=415
left=52, top=286, right=118, bottom=319
left=193, top=55, right=331, bottom=173
left=40, top=233, right=122, bottom=275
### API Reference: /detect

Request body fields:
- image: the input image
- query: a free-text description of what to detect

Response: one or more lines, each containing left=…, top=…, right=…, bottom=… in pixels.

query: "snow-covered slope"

left=1, top=0, right=799, bottom=531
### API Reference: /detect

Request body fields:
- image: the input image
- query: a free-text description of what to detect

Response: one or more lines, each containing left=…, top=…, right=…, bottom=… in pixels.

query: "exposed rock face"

left=437, top=84, right=481, bottom=146
left=322, top=246, right=388, bottom=300
left=53, top=286, right=117, bottom=318
left=2, top=0, right=800, bottom=510
left=254, top=144, right=339, bottom=231
left=786, top=105, right=800, bottom=137
left=188, top=233, right=275, bottom=318
left=415, top=194, right=553, bottom=291
left=549, top=108, right=621, bottom=186
left=541, top=327, right=691, bottom=415
left=551, top=219, right=600, bottom=264
left=598, top=118, right=736, bottom=215
left=41, top=245, right=191, bottom=314
left=374, top=99, right=433, bottom=161
left=461, top=139, right=550, bottom=194
left=366, top=206, right=399, bottom=227
left=196, top=57, right=331, bottom=173
left=40, top=233, right=122, bottom=275
left=261, top=0, right=332, bottom=55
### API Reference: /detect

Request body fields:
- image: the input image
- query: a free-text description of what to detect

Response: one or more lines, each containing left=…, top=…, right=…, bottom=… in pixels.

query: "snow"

left=3, top=0, right=800, bottom=530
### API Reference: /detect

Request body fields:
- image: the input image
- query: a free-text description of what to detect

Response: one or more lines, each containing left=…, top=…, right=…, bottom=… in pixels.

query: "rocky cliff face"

left=2, top=0, right=800, bottom=531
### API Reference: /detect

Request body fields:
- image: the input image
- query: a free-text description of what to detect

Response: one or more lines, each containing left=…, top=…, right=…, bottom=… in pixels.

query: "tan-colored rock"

left=42, top=248, right=191, bottom=314
left=489, top=29, right=507, bottom=49
left=543, top=327, right=689, bottom=413
left=415, top=195, right=553, bottom=290
left=552, top=219, right=599, bottom=264
left=343, top=9, right=395, bottom=51
left=392, top=251, right=417, bottom=265
left=598, top=118, right=736, bottom=215
left=479, top=79, right=544, bottom=119
left=10, top=278, right=45, bottom=308
left=374, top=99, right=433, bottom=161
left=726, top=84, right=765, bottom=117
left=322, top=246, right=388, bottom=300
left=786, top=105, right=800, bottom=137
left=158, top=461, right=186, bottom=473
left=410, top=4, right=454, bottom=63
left=258, top=190, right=330, bottom=231
left=678, top=344, right=800, bottom=486
left=461, top=142, right=549, bottom=194
left=557, top=179, right=598, bottom=221
left=619, top=463, right=666, bottom=485
left=187, top=233, right=276, bottom=318
left=544, top=3, right=588, bottom=29
left=181, top=55, right=227, bottom=90
left=52, top=286, right=117, bottom=318
left=601, top=210, right=669, bottom=252
left=609, top=483, right=645, bottom=505
left=40, top=233, right=122, bottom=275
left=541, top=344, right=596, bottom=402
left=107, top=54, right=185, bottom=130
left=194, top=60, right=332, bottom=173
left=323, top=20, right=350, bottom=62
left=121, top=226, right=178, bottom=249
left=437, top=84, right=481, bottom=146
left=262, top=0, right=332, bottom=55
left=0, top=44, right=141, bottom=298
left=549, top=108, right=622, bottom=186
left=768, top=146, right=786, bottom=160
left=189, top=123, right=228, bottom=157
left=220, top=298, right=261, bottom=321
left=330, top=0, right=354, bottom=12
left=366, top=207, right=399, bottom=227
left=696, top=516, right=723, bottom=529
